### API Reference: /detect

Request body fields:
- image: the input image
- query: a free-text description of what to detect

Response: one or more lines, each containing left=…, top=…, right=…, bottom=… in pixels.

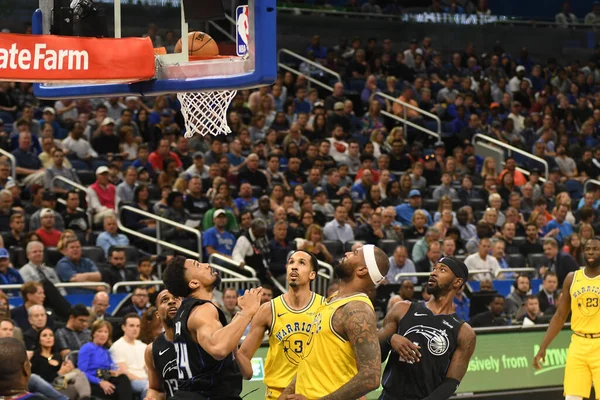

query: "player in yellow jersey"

left=279, top=244, right=390, bottom=400
left=236, top=250, right=323, bottom=400
left=534, top=236, right=600, bottom=400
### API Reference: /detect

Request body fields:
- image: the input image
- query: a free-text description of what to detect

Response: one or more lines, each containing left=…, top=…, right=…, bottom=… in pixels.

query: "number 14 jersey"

left=264, top=292, right=324, bottom=396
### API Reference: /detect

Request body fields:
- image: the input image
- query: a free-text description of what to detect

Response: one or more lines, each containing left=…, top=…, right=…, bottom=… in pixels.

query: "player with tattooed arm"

left=278, top=244, right=390, bottom=400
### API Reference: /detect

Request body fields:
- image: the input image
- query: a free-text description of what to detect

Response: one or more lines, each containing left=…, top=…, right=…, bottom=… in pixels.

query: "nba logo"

left=236, top=5, right=249, bottom=56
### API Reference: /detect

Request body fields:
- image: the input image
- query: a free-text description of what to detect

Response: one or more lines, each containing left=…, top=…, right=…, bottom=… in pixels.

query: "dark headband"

left=438, top=256, right=468, bottom=283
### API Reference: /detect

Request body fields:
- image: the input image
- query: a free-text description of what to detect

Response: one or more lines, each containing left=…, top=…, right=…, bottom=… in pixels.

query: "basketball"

left=174, top=31, right=219, bottom=57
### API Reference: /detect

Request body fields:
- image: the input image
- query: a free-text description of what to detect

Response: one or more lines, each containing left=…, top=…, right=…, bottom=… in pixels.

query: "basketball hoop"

left=178, top=89, right=237, bottom=138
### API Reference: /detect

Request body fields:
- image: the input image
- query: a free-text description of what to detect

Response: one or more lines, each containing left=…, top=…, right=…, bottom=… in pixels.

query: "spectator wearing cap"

left=185, top=151, right=210, bottom=179
left=509, top=66, right=532, bottom=93
left=323, top=204, right=354, bottom=244
left=96, top=214, right=130, bottom=257
left=91, top=117, right=122, bottom=159
left=12, top=131, right=45, bottom=186
left=38, top=107, right=62, bottom=138
left=0, top=248, right=23, bottom=295
left=42, top=148, right=81, bottom=195
left=87, top=166, right=116, bottom=225
left=35, top=208, right=62, bottom=247
left=61, top=121, right=99, bottom=169
left=395, top=189, right=433, bottom=226
left=29, top=191, right=65, bottom=231
left=326, top=102, right=351, bottom=134
left=202, top=209, right=237, bottom=259
left=432, top=173, right=459, bottom=201
left=149, top=138, right=182, bottom=173
left=202, top=194, right=239, bottom=232
left=351, top=169, right=373, bottom=202
left=56, top=238, right=101, bottom=294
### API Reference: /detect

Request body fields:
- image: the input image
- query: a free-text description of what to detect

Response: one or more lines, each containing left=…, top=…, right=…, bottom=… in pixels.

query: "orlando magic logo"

left=404, top=325, right=450, bottom=356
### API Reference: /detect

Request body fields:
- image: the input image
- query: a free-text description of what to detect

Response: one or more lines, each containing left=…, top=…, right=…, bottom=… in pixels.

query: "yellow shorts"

left=265, top=387, right=283, bottom=400
left=564, top=334, right=600, bottom=398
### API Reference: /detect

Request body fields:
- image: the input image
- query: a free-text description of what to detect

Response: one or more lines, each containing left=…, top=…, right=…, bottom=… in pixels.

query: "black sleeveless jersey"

left=380, top=302, right=464, bottom=400
left=173, top=297, right=242, bottom=399
left=152, top=333, right=178, bottom=399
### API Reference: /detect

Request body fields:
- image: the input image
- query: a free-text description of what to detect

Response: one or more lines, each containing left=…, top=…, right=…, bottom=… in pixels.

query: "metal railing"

left=472, top=133, right=549, bottom=180
left=50, top=176, right=93, bottom=227
left=277, top=48, right=343, bottom=93
left=117, top=205, right=202, bottom=262
left=494, top=267, right=535, bottom=278
left=0, top=148, right=17, bottom=181
left=0, top=282, right=110, bottom=291
left=207, top=20, right=235, bottom=42
left=208, top=253, right=259, bottom=280
left=584, top=179, right=600, bottom=192
left=373, top=91, right=441, bottom=140
left=112, top=277, right=260, bottom=295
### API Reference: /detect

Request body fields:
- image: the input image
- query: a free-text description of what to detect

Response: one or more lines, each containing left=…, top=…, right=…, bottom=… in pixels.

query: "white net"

left=177, top=89, right=238, bottom=138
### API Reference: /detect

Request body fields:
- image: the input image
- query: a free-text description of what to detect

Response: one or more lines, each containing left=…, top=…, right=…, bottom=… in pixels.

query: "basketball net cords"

left=178, top=89, right=237, bottom=138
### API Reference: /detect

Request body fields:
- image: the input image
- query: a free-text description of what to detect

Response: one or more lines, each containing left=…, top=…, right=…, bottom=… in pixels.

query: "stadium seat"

left=378, top=239, right=397, bottom=256
left=405, top=239, right=419, bottom=256
left=527, top=253, right=546, bottom=270
left=452, top=199, right=461, bottom=211
left=344, top=240, right=365, bottom=252
left=44, top=247, right=63, bottom=266
left=467, top=198, right=485, bottom=212
left=76, top=170, right=96, bottom=186
left=423, top=199, right=438, bottom=212
left=512, top=236, right=526, bottom=247
left=75, top=230, right=88, bottom=246
left=9, top=246, right=26, bottom=268
left=322, top=240, right=343, bottom=261
left=82, top=246, right=106, bottom=263
left=564, top=180, right=583, bottom=200
left=506, top=253, right=526, bottom=269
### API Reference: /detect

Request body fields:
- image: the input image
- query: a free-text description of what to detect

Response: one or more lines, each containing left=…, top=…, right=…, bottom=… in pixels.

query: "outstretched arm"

left=422, top=323, right=476, bottom=400
left=144, top=343, right=165, bottom=400
left=533, top=271, right=573, bottom=369
left=190, top=288, right=263, bottom=360
left=321, top=301, right=382, bottom=400
left=237, top=302, right=272, bottom=379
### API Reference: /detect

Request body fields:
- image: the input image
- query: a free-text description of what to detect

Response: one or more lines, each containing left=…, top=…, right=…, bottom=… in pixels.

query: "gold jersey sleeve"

left=295, top=293, right=374, bottom=400
left=263, top=292, right=324, bottom=399
left=570, top=268, right=600, bottom=334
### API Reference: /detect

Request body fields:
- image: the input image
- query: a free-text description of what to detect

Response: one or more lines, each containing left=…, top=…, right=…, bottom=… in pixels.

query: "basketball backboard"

left=32, top=0, right=276, bottom=99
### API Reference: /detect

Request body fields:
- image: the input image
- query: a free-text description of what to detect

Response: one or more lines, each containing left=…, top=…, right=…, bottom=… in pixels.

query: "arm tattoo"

left=322, top=301, right=381, bottom=400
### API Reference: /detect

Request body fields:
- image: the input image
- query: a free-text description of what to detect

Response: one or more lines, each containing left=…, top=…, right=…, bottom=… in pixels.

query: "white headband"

left=363, top=245, right=384, bottom=285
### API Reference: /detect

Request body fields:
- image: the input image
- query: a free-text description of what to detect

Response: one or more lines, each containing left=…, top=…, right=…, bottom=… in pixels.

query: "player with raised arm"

left=236, top=250, right=324, bottom=399
left=162, top=256, right=263, bottom=400
left=144, top=290, right=182, bottom=400
left=279, top=244, right=390, bottom=400
left=378, top=256, right=476, bottom=400
left=534, top=237, right=600, bottom=400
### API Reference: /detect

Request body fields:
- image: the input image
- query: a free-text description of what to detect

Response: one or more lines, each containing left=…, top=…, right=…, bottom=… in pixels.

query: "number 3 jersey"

left=264, top=292, right=324, bottom=396
left=570, top=268, right=600, bottom=334
left=173, top=297, right=242, bottom=399
left=380, top=302, right=464, bottom=400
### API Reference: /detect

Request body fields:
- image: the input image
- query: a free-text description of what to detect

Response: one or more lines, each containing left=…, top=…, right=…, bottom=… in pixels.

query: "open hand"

left=237, top=287, right=263, bottom=317
left=390, top=334, right=422, bottom=363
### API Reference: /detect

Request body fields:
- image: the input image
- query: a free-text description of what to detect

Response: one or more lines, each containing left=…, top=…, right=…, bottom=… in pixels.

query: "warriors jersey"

left=570, top=268, right=600, bottom=334
left=264, top=292, right=324, bottom=399
left=151, top=333, right=178, bottom=399
left=296, top=293, right=374, bottom=400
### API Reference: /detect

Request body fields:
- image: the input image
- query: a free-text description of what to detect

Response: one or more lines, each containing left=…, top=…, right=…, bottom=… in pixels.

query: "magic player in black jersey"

left=162, top=256, right=263, bottom=400
left=145, top=290, right=182, bottom=400
left=378, top=256, right=476, bottom=400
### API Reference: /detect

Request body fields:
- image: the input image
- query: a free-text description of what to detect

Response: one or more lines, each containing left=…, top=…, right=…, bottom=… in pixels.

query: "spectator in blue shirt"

left=39, top=107, right=63, bottom=139
left=78, top=320, right=133, bottom=400
left=451, top=105, right=468, bottom=134
left=395, top=190, right=433, bottom=226
left=0, top=248, right=23, bottom=297
left=11, top=121, right=42, bottom=154
left=226, top=139, right=246, bottom=167
left=351, top=169, right=373, bottom=202
left=203, top=209, right=237, bottom=260
left=96, top=215, right=130, bottom=257
left=12, top=131, right=43, bottom=183
left=306, top=35, right=327, bottom=60
left=294, top=87, right=312, bottom=114
left=453, top=287, right=471, bottom=322
left=384, top=245, right=418, bottom=284
left=56, top=239, right=101, bottom=294
left=234, top=182, right=257, bottom=212
left=544, top=204, right=574, bottom=244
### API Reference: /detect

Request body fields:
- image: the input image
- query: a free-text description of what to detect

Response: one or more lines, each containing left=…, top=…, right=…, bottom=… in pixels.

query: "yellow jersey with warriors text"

left=263, top=292, right=324, bottom=399
left=295, top=293, right=374, bottom=400
left=570, top=268, right=600, bottom=334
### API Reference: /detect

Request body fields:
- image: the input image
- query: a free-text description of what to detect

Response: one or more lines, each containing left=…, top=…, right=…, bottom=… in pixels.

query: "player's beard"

left=210, top=269, right=222, bottom=290
left=334, top=260, right=353, bottom=281
left=164, top=315, right=175, bottom=328
left=427, top=278, right=452, bottom=297
left=587, top=256, right=600, bottom=269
